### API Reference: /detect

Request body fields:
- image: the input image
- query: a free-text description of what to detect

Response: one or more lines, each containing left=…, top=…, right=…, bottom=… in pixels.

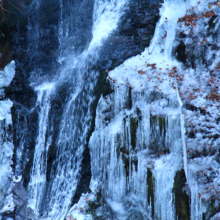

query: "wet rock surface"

left=98, top=0, right=162, bottom=70
left=12, top=182, right=38, bottom=220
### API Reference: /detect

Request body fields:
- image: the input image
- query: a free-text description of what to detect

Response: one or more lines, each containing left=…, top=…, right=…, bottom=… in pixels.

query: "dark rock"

left=13, top=182, right=37, bottom=220
left=98, top=0, right=162, bottom=71
left=175, top=40, right=187, bottom=64
left=71, top=145, right=91, bottom=206
left=173, top=170, right=190, bottom=220
left=147, top=168, right=154, bottom=218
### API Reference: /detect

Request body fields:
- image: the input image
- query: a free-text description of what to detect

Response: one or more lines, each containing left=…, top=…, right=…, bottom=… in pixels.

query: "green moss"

left=130, top=117, right=138, bottom=150
left=86, top=189, right=115, bottom=220
left=202, top=199, right=220, bottom=220
left=120, top=146, right=130, bottom=178
left=159, top=117, right=166, bottom=135
left=209, top=200, right=218, bottom=217
left=172, top=170, right=190, bottom=220
left=180, top=198, right=188, bottom=218
left=147, top=168, right=154, bottom=218
left=120, top=147, right=138, bottom=179
left=86, top=189, right=102, bottom=218
left=149, top=115, right=169, bottom=156
left=150, top=115, right=167, bottom=137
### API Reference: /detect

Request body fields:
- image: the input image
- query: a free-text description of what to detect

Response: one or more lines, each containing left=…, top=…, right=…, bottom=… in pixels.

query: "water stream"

left=27, top=0, right=127, bottom=219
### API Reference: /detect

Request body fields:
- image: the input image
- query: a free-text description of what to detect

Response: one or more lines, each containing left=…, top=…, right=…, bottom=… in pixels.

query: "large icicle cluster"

left=88, top=84, right=183, bottom=219
left=0, top=61, right=15, bottom=218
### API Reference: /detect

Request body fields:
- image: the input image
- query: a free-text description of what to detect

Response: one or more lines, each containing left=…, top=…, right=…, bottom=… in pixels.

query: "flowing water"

left=27, top=0, right=127, bottom=219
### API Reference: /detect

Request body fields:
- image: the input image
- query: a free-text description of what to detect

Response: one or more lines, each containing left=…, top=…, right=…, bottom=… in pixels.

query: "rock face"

left=0, top=0, right=219, bottom=219
left=99, top=0, right=162, bottom=70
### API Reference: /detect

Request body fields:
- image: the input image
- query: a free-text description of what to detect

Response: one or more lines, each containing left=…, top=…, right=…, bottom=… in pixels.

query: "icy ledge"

left=0, top=61, right=15, bottom=218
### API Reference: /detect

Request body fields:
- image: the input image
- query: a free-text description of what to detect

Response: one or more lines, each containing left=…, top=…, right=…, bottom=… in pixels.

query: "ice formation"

left=84, top=0, right=220, bottom=219
left=0, top=61, right=15, bottom=218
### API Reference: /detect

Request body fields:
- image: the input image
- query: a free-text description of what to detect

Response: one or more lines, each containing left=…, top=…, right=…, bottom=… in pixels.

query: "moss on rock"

left=130, top=117, right=138, bottom=150
left=172, top=170, right=190, bottom=220
left=147, top=168, right=154, bottom=218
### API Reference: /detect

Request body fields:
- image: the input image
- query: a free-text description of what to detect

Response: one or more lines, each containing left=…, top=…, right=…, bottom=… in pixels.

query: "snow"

left=0, top=100, right=13, bottom=124
left=13, top=175, right=22, bottom=183
left=106, top=199, right=126, bottom=216
left=66, top=180, right=97, bottom=220
left=0, top=61, right=15, bottom=217
left=0, top=61, right=15, bottom=88
left=210, top=212, right=220, bottom=220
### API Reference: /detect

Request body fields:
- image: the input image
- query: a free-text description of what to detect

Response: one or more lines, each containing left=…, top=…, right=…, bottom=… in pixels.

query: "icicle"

left=188, top=170, right=206, bottom=220
left=88, top=0, right=189, bottom=218
left=175, top=80, right=188, bottom=181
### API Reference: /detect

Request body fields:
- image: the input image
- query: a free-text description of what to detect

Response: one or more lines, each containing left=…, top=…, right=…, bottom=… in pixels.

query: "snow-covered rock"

left=0, top=61, right=15, bottom=218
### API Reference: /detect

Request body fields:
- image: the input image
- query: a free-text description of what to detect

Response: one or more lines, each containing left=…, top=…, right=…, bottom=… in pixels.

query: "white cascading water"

left=28, top=82, right=55, bottom=212
left=28, top=0, right=127, bottom=219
